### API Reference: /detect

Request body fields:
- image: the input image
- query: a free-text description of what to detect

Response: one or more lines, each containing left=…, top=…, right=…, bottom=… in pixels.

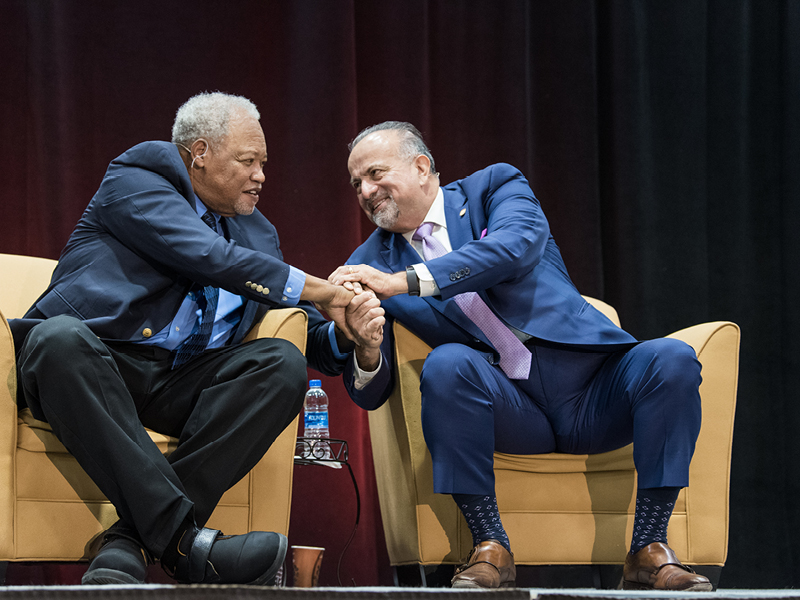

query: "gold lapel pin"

left=459, top=208, right=466, bottom=217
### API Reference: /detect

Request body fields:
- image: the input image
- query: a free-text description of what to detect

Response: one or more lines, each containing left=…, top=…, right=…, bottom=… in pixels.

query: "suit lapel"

left=222, top=216, right=246, bottom=245
left=443, top=188, right=473, bottom=250
left=379, top=229, right=421, bottom=272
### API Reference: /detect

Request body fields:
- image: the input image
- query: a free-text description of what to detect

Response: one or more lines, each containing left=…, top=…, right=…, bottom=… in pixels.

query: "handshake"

left=308, top=264, right=407, bottom=371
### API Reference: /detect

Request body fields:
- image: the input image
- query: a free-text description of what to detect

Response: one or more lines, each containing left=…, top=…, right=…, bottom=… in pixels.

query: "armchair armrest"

left=243, top=308, right=308, bottom=354
left=668, top=321, right=740, bottom=563
left=0, top=308, right=18, bottom=556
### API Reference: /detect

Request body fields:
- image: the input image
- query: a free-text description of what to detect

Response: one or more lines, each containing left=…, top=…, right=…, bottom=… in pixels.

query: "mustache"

left=367, top=193, right=392, bottom=211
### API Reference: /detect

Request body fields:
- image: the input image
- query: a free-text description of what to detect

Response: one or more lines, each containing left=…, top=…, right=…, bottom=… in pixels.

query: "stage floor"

left=1, top=587, right=800, bottom=600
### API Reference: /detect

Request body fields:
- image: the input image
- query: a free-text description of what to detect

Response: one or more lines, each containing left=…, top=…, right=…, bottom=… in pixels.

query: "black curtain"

left=1, top=0, right=798, bottom=588
left=598, top=3, right=800, bottom=587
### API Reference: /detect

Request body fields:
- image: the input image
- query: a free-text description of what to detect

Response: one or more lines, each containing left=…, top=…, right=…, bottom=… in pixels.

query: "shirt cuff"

left=353, top=352, right=383, bottom=390
left=326, top=321, right=351, bottom=361
left=281, top=267, right=305, bottom=305
left=413, top=263, right=440, bottom=297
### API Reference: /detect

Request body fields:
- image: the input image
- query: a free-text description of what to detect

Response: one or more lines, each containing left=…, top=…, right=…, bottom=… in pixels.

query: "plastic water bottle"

left=303, top=379, right=331, bottom=459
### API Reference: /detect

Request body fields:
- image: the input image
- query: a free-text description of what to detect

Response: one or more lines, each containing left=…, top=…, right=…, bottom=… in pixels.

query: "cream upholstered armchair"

left=0, top=252, right=302, bottom=563
left=368, top=298, right=740, bottom=586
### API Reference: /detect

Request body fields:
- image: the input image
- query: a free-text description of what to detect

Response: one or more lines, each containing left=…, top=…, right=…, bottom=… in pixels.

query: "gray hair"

left=171, top=92, right=260, bottom=148
left=349, top=121, right=437, bottom=175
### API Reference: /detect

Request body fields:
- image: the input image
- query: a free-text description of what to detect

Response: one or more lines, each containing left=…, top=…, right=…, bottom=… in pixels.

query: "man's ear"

left=414, top=154, right=432, bottom=181
left=190, top=138, right=210, bottom=168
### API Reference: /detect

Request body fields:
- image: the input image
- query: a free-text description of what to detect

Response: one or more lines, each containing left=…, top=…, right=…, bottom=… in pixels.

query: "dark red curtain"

left=2, top=0, right=799, bottom=588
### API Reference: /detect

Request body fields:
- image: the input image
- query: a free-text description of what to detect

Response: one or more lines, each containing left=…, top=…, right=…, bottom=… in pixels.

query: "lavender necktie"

left=171, top=211, right=221, bottom=369
left=413, top=222, right=532, bottom=380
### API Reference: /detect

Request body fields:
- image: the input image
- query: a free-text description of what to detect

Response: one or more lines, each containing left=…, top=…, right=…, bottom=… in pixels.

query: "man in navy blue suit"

left=11, top=93, right=357, bottom=586
left=329, top=122, right=712, bottom=591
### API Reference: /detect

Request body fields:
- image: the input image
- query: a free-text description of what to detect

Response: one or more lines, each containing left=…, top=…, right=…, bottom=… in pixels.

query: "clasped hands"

left=326, top=264, right=400, bottom=371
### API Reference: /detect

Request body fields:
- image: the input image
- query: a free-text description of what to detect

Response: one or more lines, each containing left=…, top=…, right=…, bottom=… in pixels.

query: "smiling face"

left=348, top=130, right=436, bottom=233
left=192, top=110, right=267, bottom=217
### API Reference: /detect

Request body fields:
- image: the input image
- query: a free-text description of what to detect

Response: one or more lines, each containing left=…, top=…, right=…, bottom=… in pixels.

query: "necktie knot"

left=413, top=222, right=448, bottom=260
left=201, top=211, right=217, bottom=233
left=413, top=222, right=435, bottom=241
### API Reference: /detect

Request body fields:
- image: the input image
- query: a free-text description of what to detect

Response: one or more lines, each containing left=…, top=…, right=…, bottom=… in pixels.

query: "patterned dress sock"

left=630, top=486, right=681, bottom=554
left=452, top=493, right=510, bottom=552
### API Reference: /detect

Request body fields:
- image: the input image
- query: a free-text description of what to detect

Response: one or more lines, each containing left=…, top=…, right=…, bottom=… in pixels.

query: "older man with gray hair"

left=9, top=92, right=358, bottom=585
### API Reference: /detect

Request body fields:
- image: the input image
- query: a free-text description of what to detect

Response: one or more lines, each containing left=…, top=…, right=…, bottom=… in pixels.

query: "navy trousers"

left=418, top=338, right=702, bottom=495
left=16, top=315, right=307, bottom=556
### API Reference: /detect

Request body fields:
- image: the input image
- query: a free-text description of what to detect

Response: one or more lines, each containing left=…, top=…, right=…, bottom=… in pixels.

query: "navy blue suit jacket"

left=9, top=141, right=341, bottom=375
left=343, top=163, right=636, bottom=409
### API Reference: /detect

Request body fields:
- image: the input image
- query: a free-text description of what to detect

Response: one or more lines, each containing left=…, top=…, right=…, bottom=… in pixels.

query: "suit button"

left=250, top=283, right=258, bottom=290
left=450, top=274, right=457, bottom=281
left=464, top=267, right=470, bottom=275
left=142, top=328, right=152, bottom=338
left=246, top=281, right=252, bottom=286
left=262, top=288, right=270, bottom=295
left=256, top=284, right=264, bottom=292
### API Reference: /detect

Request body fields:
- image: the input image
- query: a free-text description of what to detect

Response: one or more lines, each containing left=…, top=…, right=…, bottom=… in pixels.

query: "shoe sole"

left=451, top=580, right=516, bottom=589
left=247, top=533, right=288, bottom=586
left=622, top=581, right=713, bottom=592
left=82, top=567, right=145, bottom=585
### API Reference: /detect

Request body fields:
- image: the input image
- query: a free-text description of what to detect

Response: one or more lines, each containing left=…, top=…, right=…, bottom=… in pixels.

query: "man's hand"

left=328, top=264, right=408, bottom=300
left=345, top=290, right=385, bottom=371
left=300, top=275, right=356, bottom=340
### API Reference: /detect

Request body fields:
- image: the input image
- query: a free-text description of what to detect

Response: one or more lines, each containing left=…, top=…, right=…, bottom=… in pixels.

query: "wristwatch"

left=405, top=266, right=420, bottom=296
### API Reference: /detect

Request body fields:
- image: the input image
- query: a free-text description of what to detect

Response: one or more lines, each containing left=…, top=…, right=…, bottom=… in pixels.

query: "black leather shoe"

left=162, top=526, right=287, bottom=585
left=82, top=523, right=151, bottom=585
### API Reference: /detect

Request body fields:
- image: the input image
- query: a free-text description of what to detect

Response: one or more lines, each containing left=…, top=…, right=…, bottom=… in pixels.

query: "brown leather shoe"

left=451, top=540, right=515, bottom=588
left=623, top=542, right=712, bottom=591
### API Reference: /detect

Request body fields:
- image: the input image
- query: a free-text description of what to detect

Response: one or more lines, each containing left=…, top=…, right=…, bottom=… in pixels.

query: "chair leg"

left=0, top=561, right=8, bottom=585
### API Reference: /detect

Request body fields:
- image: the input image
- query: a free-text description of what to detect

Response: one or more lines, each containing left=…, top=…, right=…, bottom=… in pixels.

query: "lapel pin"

left=459, top=208, right=466, bottom=217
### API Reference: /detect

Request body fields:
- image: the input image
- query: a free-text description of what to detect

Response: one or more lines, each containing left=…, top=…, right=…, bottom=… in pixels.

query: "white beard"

left=372, top=198, right=400, bottom=230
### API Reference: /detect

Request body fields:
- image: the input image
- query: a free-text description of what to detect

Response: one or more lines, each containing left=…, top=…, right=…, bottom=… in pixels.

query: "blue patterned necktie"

left=171, top=211, right=221, bottom=369
left=413, top=222, right=532, bottom=380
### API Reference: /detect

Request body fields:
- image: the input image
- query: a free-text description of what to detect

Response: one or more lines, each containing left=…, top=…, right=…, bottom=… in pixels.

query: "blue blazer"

left=343, top=163, right=636, bottom=408
left=10, top=141, right=341, bottom=374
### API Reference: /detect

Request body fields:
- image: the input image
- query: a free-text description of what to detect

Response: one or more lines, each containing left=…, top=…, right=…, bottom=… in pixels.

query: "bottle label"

left=304, top=412, right=329, bottom=429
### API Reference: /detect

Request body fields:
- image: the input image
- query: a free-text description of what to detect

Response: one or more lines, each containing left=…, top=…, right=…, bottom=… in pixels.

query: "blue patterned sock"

left=452, top=494, right=510, bottom=551
left=630, top=487, right=681, bottom=554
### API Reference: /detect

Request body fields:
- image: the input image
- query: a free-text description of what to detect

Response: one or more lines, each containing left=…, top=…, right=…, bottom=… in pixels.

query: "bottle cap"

left=309, top=379, right=322, bottom=388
